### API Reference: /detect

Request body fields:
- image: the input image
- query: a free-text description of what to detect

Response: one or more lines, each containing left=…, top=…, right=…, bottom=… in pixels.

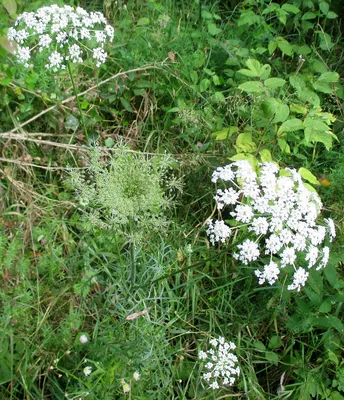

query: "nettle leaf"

left=264, top=77, right=286, bottom=89
left=278, top=118, right=303, bottom=134
left=298, top=167, right=319, bottom=185
left=238, top=81, right=265, bottom=93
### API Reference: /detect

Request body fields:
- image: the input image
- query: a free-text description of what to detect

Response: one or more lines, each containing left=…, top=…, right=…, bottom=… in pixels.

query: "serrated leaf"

left=278, top=118, right=303, bottom=134
left=298, top=167, right=319, bottom=185
left=238, top=81, right=265, bottom=93
left=264, top=78, right=286, bottom=89
left=137, top=17, right=150, bottom=26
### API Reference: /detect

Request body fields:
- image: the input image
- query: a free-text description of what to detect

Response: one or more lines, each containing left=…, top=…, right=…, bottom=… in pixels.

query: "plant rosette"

left=207, top=160, right=336, bottom=292
left=7, top=4, right=114, bottom=70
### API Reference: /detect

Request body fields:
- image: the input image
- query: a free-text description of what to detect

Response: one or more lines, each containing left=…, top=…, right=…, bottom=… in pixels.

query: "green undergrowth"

left=0, top=0, right=344, bottom=399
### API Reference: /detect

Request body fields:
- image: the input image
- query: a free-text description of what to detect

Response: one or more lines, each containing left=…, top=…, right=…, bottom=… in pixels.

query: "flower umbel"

left=208, top=161, right=335, bottom=292
left=199, top=336, right=240, bottom=390
left=8, top=5, right=114, bottom=71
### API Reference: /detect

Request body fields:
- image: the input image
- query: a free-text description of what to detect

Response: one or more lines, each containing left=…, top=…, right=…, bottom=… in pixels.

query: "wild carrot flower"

left=199, top=337, right=240, bottom=389
left=208, top=161, right=335, bottom=292
left=8, top=5, right=114, bottom=70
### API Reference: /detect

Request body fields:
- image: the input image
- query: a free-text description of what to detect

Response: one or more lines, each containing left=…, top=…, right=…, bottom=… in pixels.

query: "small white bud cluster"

left=207, top=160, right=335, bottom=292
left=199, top=337, right=240, bottom=390
left=8, top=5, right=114, bottom=70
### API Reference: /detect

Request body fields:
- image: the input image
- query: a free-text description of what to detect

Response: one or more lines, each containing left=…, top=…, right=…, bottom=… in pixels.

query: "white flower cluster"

left=8, top=5, right=114, bottom=70
left=199, top=336, right=240, bottom=390
left=207, top=161, right=335, bottom=292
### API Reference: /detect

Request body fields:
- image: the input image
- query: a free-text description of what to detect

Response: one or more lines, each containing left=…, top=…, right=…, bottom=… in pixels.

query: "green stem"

left=67, top=62, right=88, bottom=142
left=129, top=219, right=136, bottom=286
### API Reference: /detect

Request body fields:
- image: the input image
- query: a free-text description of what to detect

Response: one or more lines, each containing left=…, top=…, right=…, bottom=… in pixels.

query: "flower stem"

left=67, top=62, right=88, bottom=142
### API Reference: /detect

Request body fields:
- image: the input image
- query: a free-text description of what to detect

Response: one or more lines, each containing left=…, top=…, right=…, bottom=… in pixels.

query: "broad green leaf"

left=2, top=0, right=16, bottom=17
left=238, top=10, right=260, bottom=26
left=0, top=77, right=11, bottom=86
left=276, top=8, right=287, bottom=25
left=246, top=58, right=262, bottom=76
left=235, top=132, right=257, bottom=153
left=268, top=40, right=277, bottom=55
left=254, top=341, right=266, bottom=351
left=278, top=118, right=303, bottom=134
left=313, top=81, right=332, bottom=94
left=281, top=4, right=300, bottom=13
left=262, top=3, right=279, bottom=14
left=211, top=126, right=238, bottom=141
left=319, top=1, right=329, bottom=15
left=199, top=78, right=211, bottom=92
left=327, top=11, right=338, bottom=19
left=298, top=167, right=319, bottom=185
left=302, top=11, right=317, bottom=20
left=327, top=350, right=339, bottom=366
left=273, top=103, right=289, bottom=123
left=319, top=300, right=332, bottom=313
left=137, top=17, right=150, bottom=26
left=229, top=153, right=257, bottom=167
left=120, top=97, right=133, bottom=112
left=264, top=77, right=286, bottom=89
left=201, top=10, right=212, bottom=19
left=268, top=336, right=283, bottom=350
left=211, top=91, right=226, bottom=102
left=277, top=40, right=293, bottom=56
left=238, top=81, right=265, bottom=93
left=278, top=138, right=290, bottom=153
left=192, top=50, right=206, bottom=68
left=259, top=64, right=271, bottom=80
left=289, top=104, right=308, bottom=114
left=298, top=89, right=320, bottom=107
left=259, top=149, right=272, bottom=162
left=265, top=351, right=279, bottom=364
left=289, top=75, right=306, bottom=91
left=207, top=23, right=222, bottom=36
left=304, top=127, right=334, bottom=150
left=212, top=75, right=221, bottom=85
left=318, top=72, right=339, bottom=83
left=261, top=98, right=278, bottom=117
left=317, top=31, right=335, bottom=51
left=237, top=68, right=259, bottom=77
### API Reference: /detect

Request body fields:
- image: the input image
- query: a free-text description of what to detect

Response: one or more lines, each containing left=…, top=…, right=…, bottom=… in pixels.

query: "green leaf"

left=265, top=351, right=279, bottom=364
left=281, top=4, right=300, bottom=13
left=235, top=132, right=257, bottom=153
left=317, top=31, right=335, bottom=51
left=268, top=40, right=277, bottom=55
left=246, top=58, right=262, bottom=76
left=207, top=23, right=222, bottom=36
left=259, top=149, right=272, bottom=162
left=211, top=126, right=238, bottom=141
left=64, top=115, right=79, bottom=132
left=313, top=81, right=332, bottom=94
left=304, top=128, right=334, bottom=150
left=298, top=167, right=319, bottom=185
left=318, top=72, right=339, bottom=83
left=237, top=68, right=259, bottom=78
left=268, top=336, right=283, bottom=350
left=211, top=91, right=226, bottom=102
left=327, top=11, right=338, bottom=19
left=290, top=75, right=306, bottom=91
left=289, top=104, right=308, bottom=114
left=104, top=137, right=114, bottom=148
left=319, top=1, right=329, bottom=15
left=200, top=78, right=211, bottom=92
left=277, top=40, right=293, bottom=56
left=238, top=81, right=265, bottom=93
left=319, top=300, right=332, bottom=313
left=1, top=0, right=16, bottom=17
left=278, top=118, right=303, bottom=134
left=254, top=341, right=266, bottom=351
left=0, top=77, right=11, bottom=86
left=273, top=103, right=289, bottom=123
left=297, top=89, right=320, bottom=107
left=137, top=17, right=150, bottom=26
left=192, top=50, right=206, bottom=68
left=302, top=12, right=317, bottom=20
left=264, top=78, right=286, bottom=89
left=261, top=98, right=278, bottom=117
left=120, top=97, right=133, bottom=112
left=237, top=10, right=260, bottom=26
left=278, top=138, right=290, bottom=153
